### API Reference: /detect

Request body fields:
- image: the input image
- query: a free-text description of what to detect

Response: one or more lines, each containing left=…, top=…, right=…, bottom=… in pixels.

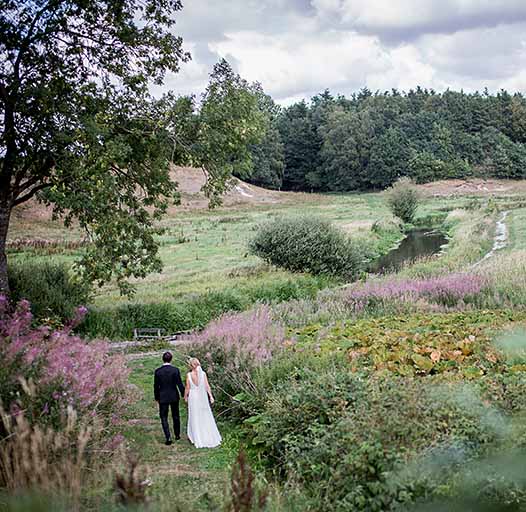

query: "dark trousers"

left=159, top=401, right=180, bottom=440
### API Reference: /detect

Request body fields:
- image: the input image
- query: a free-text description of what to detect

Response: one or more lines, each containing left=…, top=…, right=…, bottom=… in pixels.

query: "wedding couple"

left=154, top=351, right=221, bottom=448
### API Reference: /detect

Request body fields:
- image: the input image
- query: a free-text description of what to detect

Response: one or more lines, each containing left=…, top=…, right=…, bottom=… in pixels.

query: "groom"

left=154, top=351, right=185, bottom=445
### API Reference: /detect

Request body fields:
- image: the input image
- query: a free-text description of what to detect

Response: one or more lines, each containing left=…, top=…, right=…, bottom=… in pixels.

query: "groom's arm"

left=175, top=369, right=185, bottom=397
left=154, top=371, right=160, bottom=402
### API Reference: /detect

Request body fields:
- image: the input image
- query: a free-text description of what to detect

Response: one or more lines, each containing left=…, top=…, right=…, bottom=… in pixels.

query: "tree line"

left=243, top=87, right=526, bottom=192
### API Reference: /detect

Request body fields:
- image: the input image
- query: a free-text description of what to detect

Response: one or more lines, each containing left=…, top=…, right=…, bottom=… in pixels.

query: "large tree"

left=0, top=2, right=264, bottom=295
left=162, top=59, right=266, bottom=206
left=0, top=0, right=192, bottom=294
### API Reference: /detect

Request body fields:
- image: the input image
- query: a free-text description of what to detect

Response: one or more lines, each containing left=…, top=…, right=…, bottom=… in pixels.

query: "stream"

left=370, top=228, right=448, bottom=274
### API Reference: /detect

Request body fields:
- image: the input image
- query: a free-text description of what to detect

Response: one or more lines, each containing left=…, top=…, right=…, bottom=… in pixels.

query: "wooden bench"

left=133, top=328, right=164, bottom=340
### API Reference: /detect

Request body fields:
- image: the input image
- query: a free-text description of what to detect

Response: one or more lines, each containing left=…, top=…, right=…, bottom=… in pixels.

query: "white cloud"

left=210, top=30, right=387, bottom=102
left=154, top=0, right=526, bottom=103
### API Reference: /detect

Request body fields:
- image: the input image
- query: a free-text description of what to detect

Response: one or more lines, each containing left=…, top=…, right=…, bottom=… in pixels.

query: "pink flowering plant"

left=275, top=273, right=487, bottom=328
left=342, top=273, right=486, bottom=309
left=181, top=306, right=287, bottom=416
left=0, top=295, right=135, bottom=430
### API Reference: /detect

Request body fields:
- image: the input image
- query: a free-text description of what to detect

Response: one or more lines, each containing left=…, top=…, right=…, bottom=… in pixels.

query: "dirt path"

left=123, top=354, right=235, bottom=510
left=472, top=210, right=510, bottom=268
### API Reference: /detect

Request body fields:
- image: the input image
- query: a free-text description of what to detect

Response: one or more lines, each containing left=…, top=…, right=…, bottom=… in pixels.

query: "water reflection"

left=371, top=229, right=448, bottom=274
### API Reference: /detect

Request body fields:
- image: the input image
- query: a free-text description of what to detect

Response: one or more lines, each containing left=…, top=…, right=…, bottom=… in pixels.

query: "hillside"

left=11, top=168, right=526, bottom=229
left=170, top=166, right=293, bottom=210
left=10, top=166, right=301, bottom=229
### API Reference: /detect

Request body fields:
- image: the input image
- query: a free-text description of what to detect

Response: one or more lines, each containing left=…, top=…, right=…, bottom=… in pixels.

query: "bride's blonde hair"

left=188, top=357, right=201, bottom=369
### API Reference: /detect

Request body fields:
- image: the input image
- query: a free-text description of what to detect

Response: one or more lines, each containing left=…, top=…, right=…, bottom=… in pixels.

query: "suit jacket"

left=154, top=364, right=185, bottom=404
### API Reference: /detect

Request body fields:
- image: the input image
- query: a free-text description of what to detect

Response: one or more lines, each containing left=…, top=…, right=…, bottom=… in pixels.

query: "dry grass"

left=0, top=403, right=91, bottom=505
left=114, top=454, right=149, bottom=507
left=225, top=451, right=267, bottom=512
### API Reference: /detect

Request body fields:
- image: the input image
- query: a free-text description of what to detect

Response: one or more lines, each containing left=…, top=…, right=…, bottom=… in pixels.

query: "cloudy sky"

left=156, top=0, right=526, bottom=105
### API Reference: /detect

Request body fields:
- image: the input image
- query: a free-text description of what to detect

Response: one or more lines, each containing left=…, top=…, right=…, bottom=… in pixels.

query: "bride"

left=184, top=357, right=222, bottom=448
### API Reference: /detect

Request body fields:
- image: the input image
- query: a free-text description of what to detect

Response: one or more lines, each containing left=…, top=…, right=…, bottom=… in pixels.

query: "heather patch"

left=0, top=296, right=135, bottom=429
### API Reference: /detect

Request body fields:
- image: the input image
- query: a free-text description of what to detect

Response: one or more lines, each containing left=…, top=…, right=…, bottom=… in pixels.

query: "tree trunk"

left=0, top=202, right=11, bottom=296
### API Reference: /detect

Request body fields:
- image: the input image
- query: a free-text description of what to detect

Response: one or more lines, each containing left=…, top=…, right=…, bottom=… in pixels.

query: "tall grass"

left=475, top=249, right=526, bottom=307
left=0, top=405, right=91, bottom=503
left=79, top=275, right=332, bottom=340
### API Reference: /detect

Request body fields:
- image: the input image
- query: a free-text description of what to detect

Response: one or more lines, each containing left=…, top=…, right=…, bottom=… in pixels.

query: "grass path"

left=123, top=354, right=239, bottom=511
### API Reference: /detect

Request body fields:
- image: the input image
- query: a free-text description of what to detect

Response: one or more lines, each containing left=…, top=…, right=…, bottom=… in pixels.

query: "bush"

left=386, top=177, right=420, bottom=223
left=8, top=261, right=90, bottom=323
left=249, top=216, right=365, bottom=279
left=245, top=367, right=521, bottom=511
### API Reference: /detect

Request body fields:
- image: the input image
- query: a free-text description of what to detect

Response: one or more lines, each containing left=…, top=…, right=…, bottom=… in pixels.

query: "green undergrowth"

left=232, top=310, right=526, bottom=511
left=79, top=274, right=334, bottom=340
left=293, top=310, right=526, bottom=377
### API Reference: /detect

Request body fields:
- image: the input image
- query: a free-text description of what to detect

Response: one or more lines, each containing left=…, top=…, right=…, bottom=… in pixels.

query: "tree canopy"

left=246, top=87, right=526, bottom=192
left=0, top=2, right=265, bottom=294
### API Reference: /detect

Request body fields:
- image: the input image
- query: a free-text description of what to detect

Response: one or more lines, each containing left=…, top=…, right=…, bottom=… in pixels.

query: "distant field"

left=8, top=173, right=526, bottom=310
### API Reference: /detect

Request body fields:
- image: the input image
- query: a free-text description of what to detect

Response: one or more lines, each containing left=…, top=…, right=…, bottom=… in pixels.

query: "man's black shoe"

left=165, top=439, right=173, bottom=446
left=175, top=436, right=181, bottom=441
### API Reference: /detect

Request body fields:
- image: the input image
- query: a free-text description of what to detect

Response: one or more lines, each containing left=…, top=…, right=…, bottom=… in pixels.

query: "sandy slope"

left=11, top=170, right=526, bottom=225
left=419, top=178, right=526, bottom=196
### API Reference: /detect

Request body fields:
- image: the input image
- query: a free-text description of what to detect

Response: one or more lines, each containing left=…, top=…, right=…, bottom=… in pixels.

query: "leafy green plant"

left=8, top=261, right=91, bottom=323
left=245, top=365, right=525, bottom=511
left=294, top=310, right=526, bottom=377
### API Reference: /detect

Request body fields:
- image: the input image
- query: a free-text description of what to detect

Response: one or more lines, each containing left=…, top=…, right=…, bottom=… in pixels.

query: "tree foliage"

left=0, top=0, right=190, bottom=293
left=0, top=3, right=265, bottom=294
left=165, top=59, right=266, bottom=206
left=248, top=87, right=526, bottom=193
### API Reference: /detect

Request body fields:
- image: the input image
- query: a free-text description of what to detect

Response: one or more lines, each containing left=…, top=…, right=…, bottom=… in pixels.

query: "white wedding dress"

left=187, top=367, right=222, bottom=448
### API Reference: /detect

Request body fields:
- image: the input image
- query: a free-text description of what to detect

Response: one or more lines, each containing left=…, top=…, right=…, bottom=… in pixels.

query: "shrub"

left=246, top=368, right=521, bottom=511
left=0, top=296, right=134, bottom=429
left=8, top=261, right=91, bottom=323
left=249, top=216, right=365, bottom=279
left=386, top=177, right=420, bottom=223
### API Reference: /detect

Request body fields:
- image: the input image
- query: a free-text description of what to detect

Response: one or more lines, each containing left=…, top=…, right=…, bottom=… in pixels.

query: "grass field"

left=8, top=180, right=526, bottom=342
left=9, top=189, right=474, bottom=306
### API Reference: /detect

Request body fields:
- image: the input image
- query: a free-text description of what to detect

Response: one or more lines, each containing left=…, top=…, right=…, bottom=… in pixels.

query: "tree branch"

left=12, top=182, right=51, bottom=207
left=13, top=1, right=56, bottom=88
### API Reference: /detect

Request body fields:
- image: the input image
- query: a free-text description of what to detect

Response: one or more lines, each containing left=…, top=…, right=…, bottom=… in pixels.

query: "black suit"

left=154, top=364, right=185, bottom=441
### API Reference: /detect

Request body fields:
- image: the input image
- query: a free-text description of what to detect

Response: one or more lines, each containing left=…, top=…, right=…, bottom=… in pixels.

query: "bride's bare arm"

left=184, top=374, right=190, bottom=402
left=204, top=373, right=214, bottom=404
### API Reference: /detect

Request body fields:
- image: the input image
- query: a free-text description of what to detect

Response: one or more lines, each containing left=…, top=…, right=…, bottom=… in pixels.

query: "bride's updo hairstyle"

left=188, top=357, right=201, bottom=369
